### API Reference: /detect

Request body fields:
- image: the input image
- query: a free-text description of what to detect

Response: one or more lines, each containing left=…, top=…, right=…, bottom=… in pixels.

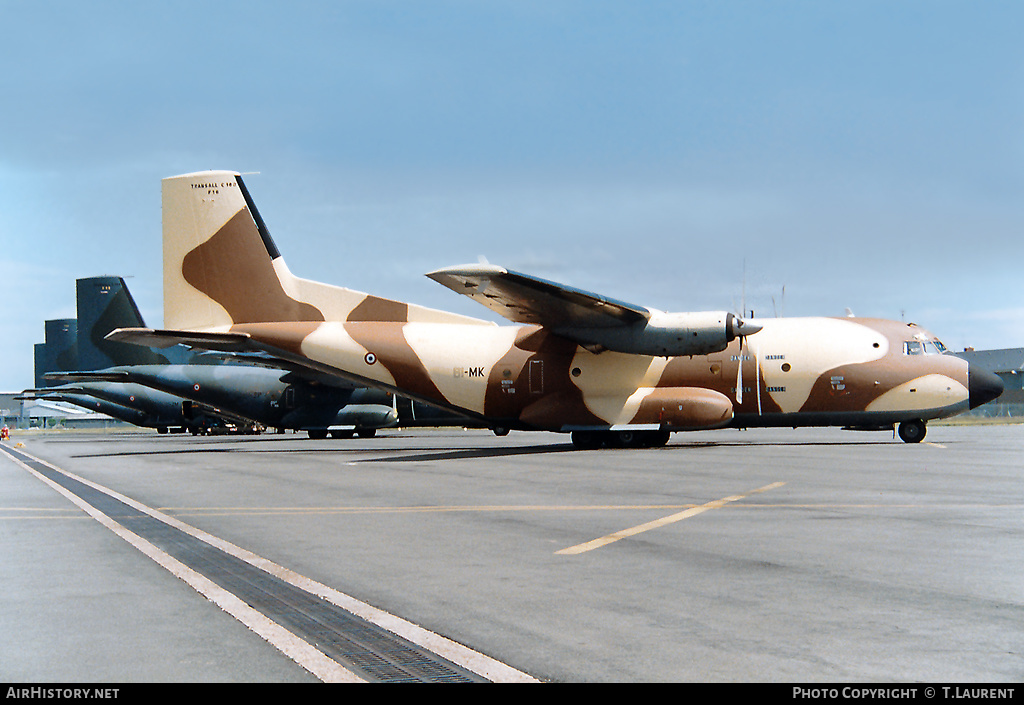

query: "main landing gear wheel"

left=570, top=431, right=603, bottom=449
left=609, top=430, right=671, bottom=448
left=571, top=430, right=671, bottom=449
left=897, top=419, right=927, bottom=443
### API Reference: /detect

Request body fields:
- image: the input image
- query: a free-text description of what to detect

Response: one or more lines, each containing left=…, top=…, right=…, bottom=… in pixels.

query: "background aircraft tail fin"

left=33, top=319, right=77, bottom=388
left=33, top=276, right=193, bottom=387
left=76, top=276, right=190, bottom=368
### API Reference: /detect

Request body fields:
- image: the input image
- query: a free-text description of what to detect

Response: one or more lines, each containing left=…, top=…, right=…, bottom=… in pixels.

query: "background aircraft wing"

left=44, top=370, right=132, bottom=383
left=426, top=264, right=650, bottom=328
left=189, top=351, right=363, bottom=389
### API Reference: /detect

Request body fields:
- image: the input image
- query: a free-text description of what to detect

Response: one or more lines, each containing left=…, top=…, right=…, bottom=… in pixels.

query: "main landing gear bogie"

left=307, top=428, right=379, bottom=439
left=571, top=429, right=671, bottom=450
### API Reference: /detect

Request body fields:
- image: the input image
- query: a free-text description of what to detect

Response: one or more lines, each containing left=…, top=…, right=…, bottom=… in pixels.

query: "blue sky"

left=2, top=1, right=1022, bottom=390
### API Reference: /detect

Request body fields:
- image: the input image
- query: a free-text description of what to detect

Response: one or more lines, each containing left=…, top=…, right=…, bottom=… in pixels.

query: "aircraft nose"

left=968, top=364, right=1004, bottom=409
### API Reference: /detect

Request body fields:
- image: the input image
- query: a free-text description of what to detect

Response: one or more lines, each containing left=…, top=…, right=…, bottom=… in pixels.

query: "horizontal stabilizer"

left=106, top=328, right=254, bottom=352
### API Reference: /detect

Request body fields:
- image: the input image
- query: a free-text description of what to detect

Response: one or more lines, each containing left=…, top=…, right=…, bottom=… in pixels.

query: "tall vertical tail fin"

left=163, top=170, right=327, bottom=330
left=162, top=171, right=491, bottom=330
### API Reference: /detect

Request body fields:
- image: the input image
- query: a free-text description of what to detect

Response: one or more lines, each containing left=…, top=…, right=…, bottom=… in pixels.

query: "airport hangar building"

left=954, top=347, right=1024, bottom=418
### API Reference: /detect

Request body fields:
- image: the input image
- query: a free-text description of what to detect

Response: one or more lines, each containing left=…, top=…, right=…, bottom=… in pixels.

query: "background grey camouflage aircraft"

left=23, top=276, right=247, bottom=434
left=109, top=170, right=1004, bottom=448
left=48, top=364, right=396, bottom=438
left=25, top=379, right=256, bottom=434
left=24, top=386, right=186, bottom=431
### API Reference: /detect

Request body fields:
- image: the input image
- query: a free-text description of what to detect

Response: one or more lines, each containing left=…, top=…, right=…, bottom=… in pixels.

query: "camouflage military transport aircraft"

left=109, top=170, right=1004, bottom=448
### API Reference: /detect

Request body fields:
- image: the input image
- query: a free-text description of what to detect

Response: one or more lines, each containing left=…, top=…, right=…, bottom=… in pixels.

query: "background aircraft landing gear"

left=897, top=419, right=927, bottom=443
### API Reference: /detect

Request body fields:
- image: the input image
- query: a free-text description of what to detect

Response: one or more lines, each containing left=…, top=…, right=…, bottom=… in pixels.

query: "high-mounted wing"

left=427, top=264, right=649, bottom=329
left=427, top=264, right=760, bottom=357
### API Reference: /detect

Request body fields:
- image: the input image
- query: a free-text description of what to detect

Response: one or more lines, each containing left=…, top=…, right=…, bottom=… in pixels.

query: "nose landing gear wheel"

left=897, top=419, right=926, bottom=443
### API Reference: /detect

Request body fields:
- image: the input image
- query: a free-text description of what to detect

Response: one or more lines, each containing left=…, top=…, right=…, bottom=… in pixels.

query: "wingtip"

left=426, top=263, right=509, bottom=279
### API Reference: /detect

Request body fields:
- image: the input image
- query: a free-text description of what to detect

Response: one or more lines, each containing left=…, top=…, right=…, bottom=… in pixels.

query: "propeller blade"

left=753, top=339, right=762, bottom=415
left=735, top=336, right=744, bottom=405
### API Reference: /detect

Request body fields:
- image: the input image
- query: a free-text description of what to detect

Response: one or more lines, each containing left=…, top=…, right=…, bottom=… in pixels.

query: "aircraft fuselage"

left=224, top=314, right=992, bottom=443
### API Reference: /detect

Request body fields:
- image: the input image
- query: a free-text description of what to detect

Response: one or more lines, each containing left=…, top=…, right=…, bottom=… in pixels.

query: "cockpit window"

left=905, top=339, right=948, bottom=355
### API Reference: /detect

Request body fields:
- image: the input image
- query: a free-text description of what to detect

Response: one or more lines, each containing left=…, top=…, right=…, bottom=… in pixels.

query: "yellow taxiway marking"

left=556, top=481, right=787, bottom=556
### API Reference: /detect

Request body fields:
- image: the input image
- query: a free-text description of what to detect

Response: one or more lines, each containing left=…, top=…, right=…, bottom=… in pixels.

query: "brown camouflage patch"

left=182, top=209, right=325, bottom=324
left=347, top=295, right=409, bottom=323
left=495, top=327, right=605, bottom=428
left=344, top=322, right=447, bottom=401
left=231, top=322, right=324, bottom=359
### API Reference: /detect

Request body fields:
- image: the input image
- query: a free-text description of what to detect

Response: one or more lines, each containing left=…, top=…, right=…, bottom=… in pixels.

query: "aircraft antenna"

left=741, top=259, right=747, bottom=319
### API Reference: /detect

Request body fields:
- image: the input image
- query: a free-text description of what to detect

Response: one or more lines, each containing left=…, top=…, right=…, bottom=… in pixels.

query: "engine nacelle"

left=556, top=311, right=760, bottom=357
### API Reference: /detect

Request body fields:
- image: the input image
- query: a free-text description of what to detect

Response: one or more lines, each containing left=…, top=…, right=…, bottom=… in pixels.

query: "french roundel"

left=365, top=353, right=377, bottom=365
